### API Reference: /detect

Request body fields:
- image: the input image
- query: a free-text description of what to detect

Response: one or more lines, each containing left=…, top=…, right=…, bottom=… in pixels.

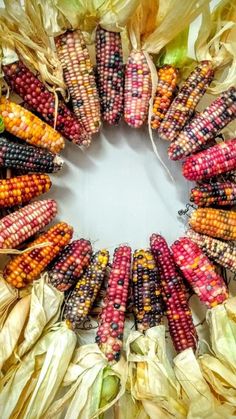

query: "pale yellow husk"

left=0, top=277, right=18, bottom=328
left=115, top=391, right=149, bottom=419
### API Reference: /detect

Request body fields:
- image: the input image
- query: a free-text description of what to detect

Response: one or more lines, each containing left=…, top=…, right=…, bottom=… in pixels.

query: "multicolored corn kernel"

left=187, top=229, right=236, bottom=273
left=169, top=87, right=236, bottom=160
left=96, top=27, right=124, bottom=125
left=0, top=98, right=65, bottom=153
left=190, top=181, right=236, bottom=207
left=132, top=249, right=164, bottom=332
left=95, top=245, right=132, bottom=364
left=3, top=222, right=73, bottom=288
left=189, top=207, right=236, bottom=241
left=55, top=30, right=100, bottom=136
left=150, top=234, right=197, bottom=353
left=151, top=65, right=178, bottom=130
left=2, top=60, right=90, bottom=147
left=48, top=239, right=92, bottom=292
left=158, top=60, right=214, bottom=141
left=171, top=237, right=228, bottom=308
left=0, top=199, right=57, bottom=249
left=64, top=249, right=109, bottom=329
left=124, top=50, right=152, bottom=128
left=183, top=138, right=236, bottom=181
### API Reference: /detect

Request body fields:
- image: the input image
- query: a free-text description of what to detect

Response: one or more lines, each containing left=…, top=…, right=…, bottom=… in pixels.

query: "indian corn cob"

left=0, top=98, right=65, bottom=153
left=151, top=65, right=178, bottom=130
left=55, top=30, right=101, bottom=135
left=168, top=87, right=236, bottom=160
left=64, top=249, right=109, bottom=329
left=150, top=234, right=197, bottom=353
left=183, top=138, right=236, bottom=181
left=4, top=222, right=73, bottom=288
left=190, top=181, right=236, bottom=207
left=95, top=27, right=124, bottom=125
left=187, top=229, right=236, bottom=273
left=158, top=60, right=214, bottom=141
left=96, top=245, right=131, bottom=364
left=132, top=249, right=164, bottom=332
left=171, top=237, right=228, bottom=308
left=0, top=137, right=63, bottom=174
left=2, top=60, right=90, bottom=147
left=0, top=173, right=51, bottom=208
left=48, top=239, right=92, bottom=292
left=124, top=50, right=152, bottom=128
left=0, top=199, right=57, bottom=249
left=189, top=208, right=236, bottom=241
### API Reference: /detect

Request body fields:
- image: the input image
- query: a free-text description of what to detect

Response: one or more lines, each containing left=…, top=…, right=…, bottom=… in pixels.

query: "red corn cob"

left=171, top=237, right=228, bottom=308
left=190, top=181, right=236, bottom=207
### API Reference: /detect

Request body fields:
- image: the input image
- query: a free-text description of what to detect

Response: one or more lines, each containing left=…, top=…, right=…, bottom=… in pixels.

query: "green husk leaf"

left=156, top=27, right=190, bottom=68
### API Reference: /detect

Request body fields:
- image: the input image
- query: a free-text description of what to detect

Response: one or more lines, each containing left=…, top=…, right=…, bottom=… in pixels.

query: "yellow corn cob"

left=189, top=208, right=236, bottom=241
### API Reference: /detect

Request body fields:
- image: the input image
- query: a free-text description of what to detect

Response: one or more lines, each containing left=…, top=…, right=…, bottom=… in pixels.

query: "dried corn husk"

left=0, top=277, right=18, bottom=328
left=115, top=391, right=149, bottom=419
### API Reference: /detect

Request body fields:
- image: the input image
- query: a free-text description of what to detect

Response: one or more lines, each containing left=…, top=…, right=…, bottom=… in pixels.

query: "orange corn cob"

left=189, top=208, right=236, bottom=240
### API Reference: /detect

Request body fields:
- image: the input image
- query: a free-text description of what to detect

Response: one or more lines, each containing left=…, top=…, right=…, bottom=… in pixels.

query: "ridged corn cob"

left=187, top=229, right=236, bottom=273
left=4, top=222, right=73, bottom=288
left=169, top=87, right=236, bottom=160
left=64, top=249, right=109, bottom=329
left=151, top=65, right=178, bottom=130
left=132, top=249, right=164, bottom=332
left=48, top=239, right=92, bottom=292
left=190, top=181, right=236, bottom=207
left=183, top=138, right=236, bottom=181
left=0, top=199, right=57, bottom=249
left=3, top=60, right=90, bottom=147
left=124, top=50, right=152, bottom=128
left=0, top=137, right=63, bottom=174
left=55, top=30, right=101, bottom=135
left=96, top=27, right=124, bottom=125
left=158, top=60, right=214, bottom=141
left=190, top=208, right=236, bottom=241
left=150, top=234, right=197, bottom=352
left=0, top=98, right=65, bottom=153
left=96, top=245, right=131, bottom=363
left=171, top=237, right=228, bottom=308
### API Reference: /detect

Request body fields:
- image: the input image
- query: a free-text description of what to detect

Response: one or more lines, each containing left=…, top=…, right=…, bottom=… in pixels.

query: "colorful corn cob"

left=190, top=181, right=236, bottom=207
left=124, top=50, right=152, bottom=128
left=171, top=237, right=228, bottom=308
left=55, top=30, right=101, bottom=135
left=0, top=98, right=65, bottom=153
left=4, top=222, right=73, bottom=288
left=158, top=60, right=214, bottom=141
left=187, top=229, right=236, bottom=273
left=183, top=138, right=236, bottom=181
left=95, top=245, right=131, bottom=364
left=189, top=208, right=236, bottom=241
left=64, top=249, right=109, bottom=329
left=2, top=60, right=90, bottom=147
left=48, top=239, right=92, bottom=292
left=150, top=234, right=197, bottom=353
left=151, top=65, right=178, bottom=130
left=168, top=87, right=236, bottom=160
left=96, top=27, right=124, bottom=125
left=0, top=199, right=57, bottom=249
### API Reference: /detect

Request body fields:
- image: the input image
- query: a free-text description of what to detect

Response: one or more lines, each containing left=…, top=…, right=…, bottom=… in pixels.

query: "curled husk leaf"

left=0, top=277, right=18, bottom=328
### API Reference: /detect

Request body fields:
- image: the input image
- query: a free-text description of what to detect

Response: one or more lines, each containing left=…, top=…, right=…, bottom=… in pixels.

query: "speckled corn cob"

left=187, top=229, right=236, bottom=273
left=4, top=222, right=73, bottom=288
left=190, top=208, right=236, bottom=240
left=48, top=239, right=92, bottom=292
left=159, top=61, right=214, bottom=141
left=0, top=173, right=51, bottom=208
left=124, top=50, right=152, bottom=128
left=96, top=245, right=131, bottom=364
left=96, top=27, right=124, bottom=125
left=190, top=181, right=236, bottom=207
left=171, top=237, right=228, bottom=308
left=55, top=30, right=100, bottom=135
left=64, top=249, right=109, bottom=329
left=0, top=199, right=57, bottom=249
left=183, top=138, right=236, bottom=181
left=2, top=60, right=90, bottom=147
left=150, top=234, right=197, bottom=352
left=169, top=87, right=236, bottom=160
left=132, top=249, right=164, bottom=332
left=151, top=65, right=178, bottom=130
